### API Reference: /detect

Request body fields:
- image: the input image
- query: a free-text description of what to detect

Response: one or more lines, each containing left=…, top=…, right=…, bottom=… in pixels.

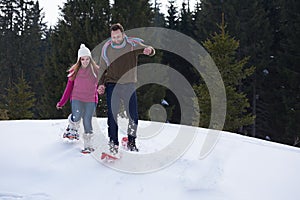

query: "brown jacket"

left=99, top=37, right=155, bottom=84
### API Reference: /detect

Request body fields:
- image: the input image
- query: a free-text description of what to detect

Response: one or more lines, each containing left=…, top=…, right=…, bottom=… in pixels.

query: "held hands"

left=97, top=84, right=106, bottom=95
left=143, top=47, right=152, bottom=55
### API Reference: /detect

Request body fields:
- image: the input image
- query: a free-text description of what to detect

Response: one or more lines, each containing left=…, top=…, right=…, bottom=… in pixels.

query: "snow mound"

left=0, top=119, right=299, bottom=200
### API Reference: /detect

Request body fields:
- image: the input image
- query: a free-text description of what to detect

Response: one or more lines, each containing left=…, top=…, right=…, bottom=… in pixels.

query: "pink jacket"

left=57, top=67, right=98, bottom=107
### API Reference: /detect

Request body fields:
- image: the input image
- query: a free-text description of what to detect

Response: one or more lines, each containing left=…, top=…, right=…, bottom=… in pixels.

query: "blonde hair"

left=67, top=57, right=98, bottom=80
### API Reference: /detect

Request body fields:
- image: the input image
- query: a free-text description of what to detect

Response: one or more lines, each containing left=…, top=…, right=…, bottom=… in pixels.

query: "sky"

left=38, top=0, right=65, bottom=27
left=0, top=118, right=299, bottom=199
left=38, top=0, right=198, bottom=27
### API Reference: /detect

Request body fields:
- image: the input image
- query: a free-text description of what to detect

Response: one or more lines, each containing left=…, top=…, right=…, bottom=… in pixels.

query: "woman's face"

left=80, top=56, right=90, bottom=68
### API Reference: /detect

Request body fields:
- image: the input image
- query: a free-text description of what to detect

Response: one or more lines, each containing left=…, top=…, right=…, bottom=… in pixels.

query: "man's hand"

left=143, top=47, right=152, bottom=55
left=97, top=84, right=106, bottom=95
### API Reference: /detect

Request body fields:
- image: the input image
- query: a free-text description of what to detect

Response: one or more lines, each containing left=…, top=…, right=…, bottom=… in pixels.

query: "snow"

left=0, top=118, right=300, bottom=200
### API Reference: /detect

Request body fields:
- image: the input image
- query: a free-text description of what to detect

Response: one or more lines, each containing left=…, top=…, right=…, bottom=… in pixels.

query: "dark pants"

left=106, top=83, right=138, bottom=145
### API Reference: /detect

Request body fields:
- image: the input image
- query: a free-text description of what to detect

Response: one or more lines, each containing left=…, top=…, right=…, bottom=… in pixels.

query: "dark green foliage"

left=112, top=0, right=153, bottom=29
left=3, top=74, right=36, bottom=119
left=194, top=22, right=254, bottom=132
left=152, top=0, right=165, bottom=27
left=0, top=0, right=46, bottom=118
left=275, top=0, right=300, bottom=145
left=165, top=0, right=178, bottom=29
left=0, top=0, right=298, bottom=147
left=162, top=1, right=201, bottom=124
left=0, top=109, right=9, bottom=120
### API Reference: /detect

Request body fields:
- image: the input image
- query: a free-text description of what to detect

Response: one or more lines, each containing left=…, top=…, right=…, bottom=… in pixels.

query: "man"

left=98, top=23, right=155, bottom=156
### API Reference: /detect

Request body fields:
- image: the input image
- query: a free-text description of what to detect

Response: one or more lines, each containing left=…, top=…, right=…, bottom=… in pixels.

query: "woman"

left=57, top=44, right=99, bottom=154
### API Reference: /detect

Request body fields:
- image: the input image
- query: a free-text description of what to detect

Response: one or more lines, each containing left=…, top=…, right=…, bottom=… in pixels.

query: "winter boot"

left=63, top=114, right=80, bottom=140
left=108, top=140, right=119, bottom=156
left=127, top=119, right=137, bottom=138
left=81, top=133, right=94, bottom=154
left=127, top=135, right=139, bottom=152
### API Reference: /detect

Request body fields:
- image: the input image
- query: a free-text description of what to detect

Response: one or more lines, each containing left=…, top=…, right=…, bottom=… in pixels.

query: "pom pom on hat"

left=77, top=44, right=91, bottom=60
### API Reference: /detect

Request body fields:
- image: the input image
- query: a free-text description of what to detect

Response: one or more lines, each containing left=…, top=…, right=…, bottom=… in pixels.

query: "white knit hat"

left=77, top=44, right=91, bottom=60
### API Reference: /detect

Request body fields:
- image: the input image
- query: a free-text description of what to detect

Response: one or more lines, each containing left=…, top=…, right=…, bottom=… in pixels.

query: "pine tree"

left=20, top=1, right=47, bottom=118
left=162, top=1, right=179, bottom=123
left=0, top=0, right=46, bottom=118
left=227, top=0, right=272, bottom=137
left=277, top=0, right=300, bottom=146
left=111, top=0, right=153, bottom=29
left=161, top=1, right=201, bottom=124
left=178, top=1, right=193, bottom=37
left=194, top=19, right=254, bottom=132
left=193, top=0, right=223, bottom=42
left=193, top=0, right=273, bottom=136
left=4, top=74, right=36, bottom=119
left=152, top=0, right=165, bottom=27
left=0, top=0, right=21, bottom=92
left=0, top=109, right=9, bottom=120
left=165, top=0, right=178, bottom=30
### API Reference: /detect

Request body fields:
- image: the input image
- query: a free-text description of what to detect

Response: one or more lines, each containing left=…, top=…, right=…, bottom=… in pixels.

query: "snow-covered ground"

left=0, top=118, right=299, bottom=200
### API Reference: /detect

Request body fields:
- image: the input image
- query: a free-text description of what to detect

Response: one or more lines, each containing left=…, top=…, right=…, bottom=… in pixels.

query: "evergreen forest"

left=0, top=0, right=299, bottom=147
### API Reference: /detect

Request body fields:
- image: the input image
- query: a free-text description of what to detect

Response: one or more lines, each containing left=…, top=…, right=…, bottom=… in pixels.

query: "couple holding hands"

left=56, top=23, right=155, bottom=155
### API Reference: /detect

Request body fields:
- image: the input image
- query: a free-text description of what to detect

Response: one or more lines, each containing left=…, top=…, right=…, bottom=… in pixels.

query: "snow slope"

left=0, top=118, right=299, bottom=200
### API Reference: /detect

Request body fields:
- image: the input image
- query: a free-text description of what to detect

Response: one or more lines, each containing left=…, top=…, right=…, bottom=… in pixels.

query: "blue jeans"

left=106, top=83, right=139, bottom=145
left=71, top=100, right=96, bottom=133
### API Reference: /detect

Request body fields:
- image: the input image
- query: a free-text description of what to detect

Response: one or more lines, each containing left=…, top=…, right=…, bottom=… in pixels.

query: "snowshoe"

left=101, top=152, right=120, bottom=161
left=63, top=131, right=79, bottom=140
left=101, top=141, right=120, bottom=161
left=81, top=147, right=95, bottom=154
left=63, top=115, right=80, bottom=140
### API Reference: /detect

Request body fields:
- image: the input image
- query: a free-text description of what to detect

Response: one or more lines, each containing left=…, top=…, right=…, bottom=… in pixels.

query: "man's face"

left=111, top=29, right=124, bottom=45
